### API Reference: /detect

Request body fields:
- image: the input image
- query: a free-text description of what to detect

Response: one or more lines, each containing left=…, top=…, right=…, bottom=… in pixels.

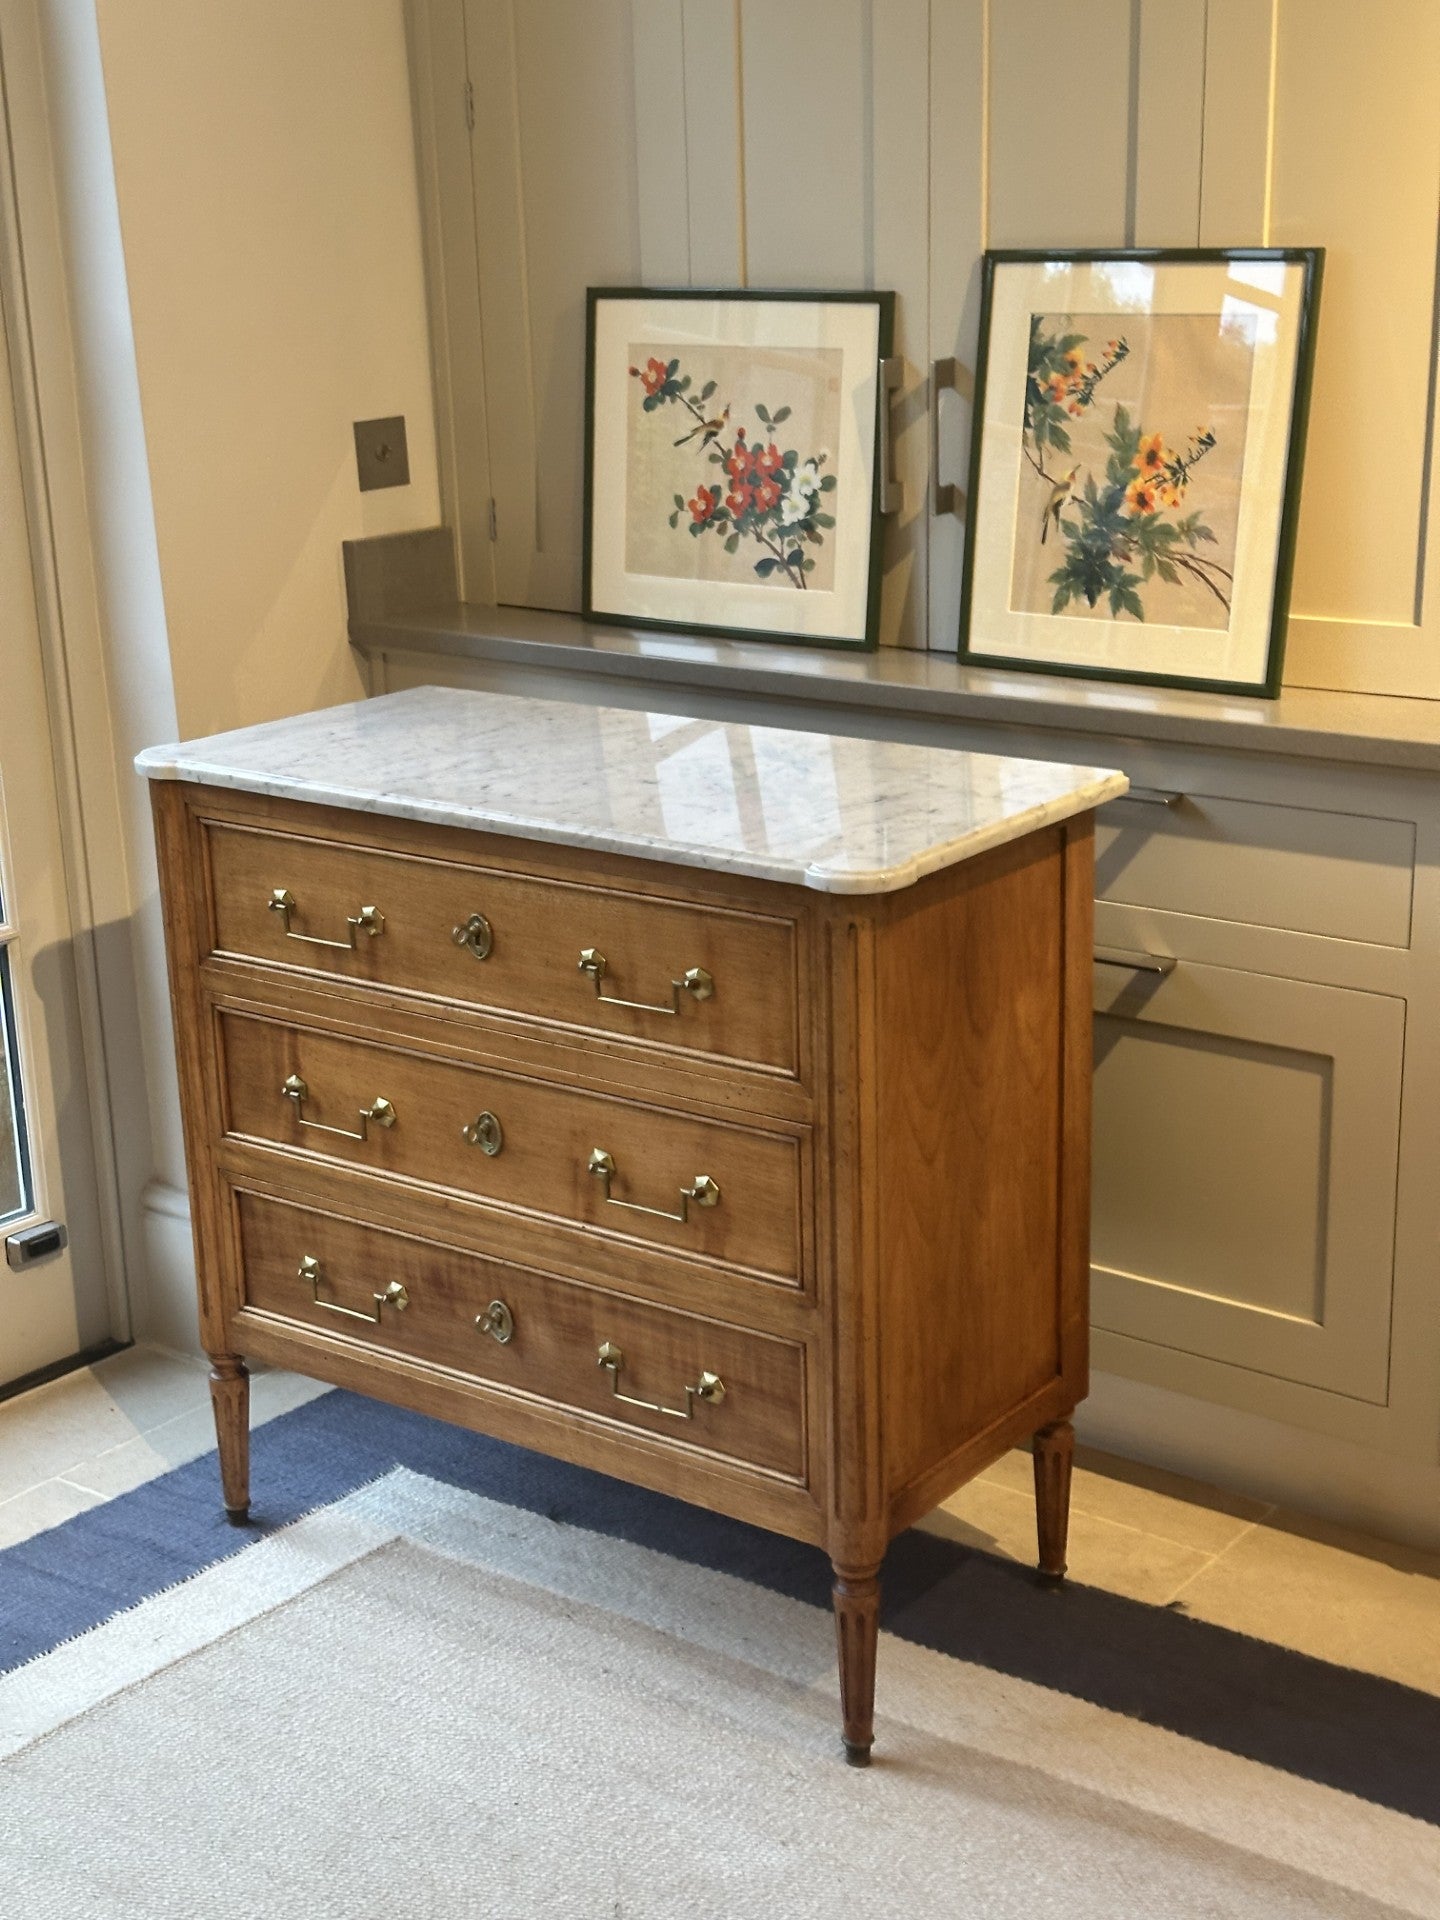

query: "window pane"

left=0, top=950, right=31, bottom=1223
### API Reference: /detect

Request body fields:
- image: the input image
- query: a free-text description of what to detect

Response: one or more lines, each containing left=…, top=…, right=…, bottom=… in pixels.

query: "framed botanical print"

left=584, top=288, right=894, bottom=650
left=958, top=248, right=1323, bottom=697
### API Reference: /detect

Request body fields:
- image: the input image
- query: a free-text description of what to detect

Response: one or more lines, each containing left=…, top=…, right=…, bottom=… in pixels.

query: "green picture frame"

left=957, top=248, right=1323, bottom=699
left=583, top=287, right=895, bottom=652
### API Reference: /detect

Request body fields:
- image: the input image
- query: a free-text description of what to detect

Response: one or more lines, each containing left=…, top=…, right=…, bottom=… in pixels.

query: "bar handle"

left=877, top=356, right=904, bottom=515
left=1094, top=946, right=1178, bottom=976
left=932, top=356, right=964, bottom=517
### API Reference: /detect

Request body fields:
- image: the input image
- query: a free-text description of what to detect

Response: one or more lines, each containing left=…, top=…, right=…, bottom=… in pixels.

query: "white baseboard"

left=137, top=1179, right=200, bottom=1356
left=1081, top=1370, right=1440, bottom=1553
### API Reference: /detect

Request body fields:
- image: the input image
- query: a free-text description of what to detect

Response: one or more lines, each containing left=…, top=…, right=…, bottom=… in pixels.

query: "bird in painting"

left=1040, top=465, right=1080, bottom=544
left=674, top=405, right=730, bottom=451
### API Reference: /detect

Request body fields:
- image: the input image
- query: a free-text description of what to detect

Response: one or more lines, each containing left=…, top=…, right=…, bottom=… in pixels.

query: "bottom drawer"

left=233, top=1190, right=807, bottom=1480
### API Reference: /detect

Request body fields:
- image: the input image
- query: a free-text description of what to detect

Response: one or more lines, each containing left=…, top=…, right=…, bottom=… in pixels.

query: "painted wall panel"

left=431, top=0, right=1440, bottom=694
left=1270, top=0, right=1440, bottom=631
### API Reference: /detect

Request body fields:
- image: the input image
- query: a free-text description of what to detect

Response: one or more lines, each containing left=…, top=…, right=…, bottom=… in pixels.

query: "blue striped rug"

left=2, top=1387, right=1435, bottom=1827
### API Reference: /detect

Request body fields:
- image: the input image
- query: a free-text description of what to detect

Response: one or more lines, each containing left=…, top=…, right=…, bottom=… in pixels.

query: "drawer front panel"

left=1096, top=791, right=1415, bottom=946
left=235, top=1190, right=806, bottom=1479
left=205, top=819, right=799, bottom=1073
left=220, top=1010, right=804, bottom=1285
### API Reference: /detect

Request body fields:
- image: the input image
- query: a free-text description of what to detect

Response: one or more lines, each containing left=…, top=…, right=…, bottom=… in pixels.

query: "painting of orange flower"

left=1010, top=309, right=1257, bottom=630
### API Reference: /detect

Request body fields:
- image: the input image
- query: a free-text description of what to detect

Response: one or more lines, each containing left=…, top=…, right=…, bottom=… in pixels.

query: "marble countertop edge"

left=134, top=690, right=1128, bottom=897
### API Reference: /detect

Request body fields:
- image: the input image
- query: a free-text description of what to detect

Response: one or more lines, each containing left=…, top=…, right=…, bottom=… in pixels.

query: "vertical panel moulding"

left=928, top=0, right=987, bottom=651
left=1132, top=0, right=1207, bottom=248
left=462, top=0, right=538, bottom=607
left=632, top=1, right=691, bottom=285
left=986, top=0, right=1133, bottom=250
left=1271, top=0, right=1440, bottom=643
left=681, top=0, right=746, bottom=284
left=871, top=0, right=932, bottom=649
left=1197, top=0, right=1270, bottom=244
left=408, top=0, right=496, bottom=604
left=740, top=1, right=867, bottom=288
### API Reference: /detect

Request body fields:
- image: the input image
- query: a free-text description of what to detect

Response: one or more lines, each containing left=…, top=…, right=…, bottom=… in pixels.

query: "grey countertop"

left=348, top=602, right=1440, bottom=775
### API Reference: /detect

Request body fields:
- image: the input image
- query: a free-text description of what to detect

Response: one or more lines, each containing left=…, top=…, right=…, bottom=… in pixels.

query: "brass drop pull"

left=461, top=1110, right=504, bottom=1155
left=596, top=1341, right=725, bottom=1420
left=452, top=912, right=494, bottom=961
left=475, top=1298, right=515, bottom=1344
left=283, top=1073, right=396, bottom=1141
left=577, top=948, right=713, bottom=1015
left=269, top=888, right=384, bottom=950
left=587, top=1148, right=719, bottom=1224
left=300, top=1254, right=408, bottom=1323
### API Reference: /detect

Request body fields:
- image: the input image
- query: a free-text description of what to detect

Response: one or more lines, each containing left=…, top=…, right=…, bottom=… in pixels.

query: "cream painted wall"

left=94, top=0, right=440, bottom=738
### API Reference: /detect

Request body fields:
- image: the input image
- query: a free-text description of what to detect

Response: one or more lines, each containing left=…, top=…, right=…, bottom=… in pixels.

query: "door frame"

left=0, top=0, right=147, bottom=1349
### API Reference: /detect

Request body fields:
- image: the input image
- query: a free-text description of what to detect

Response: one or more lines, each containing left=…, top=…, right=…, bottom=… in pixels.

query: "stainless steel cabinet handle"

left=283, top=1073, right=395, bottom=1141
left=1093, top=946, right=1177, bottom=976
left=300, top=1254, right=408, bottom=1323
left=269, top=887, right=384, bottom=950
left=878, top=356, right=904, bottom=515
left=587, top=1148, right=720, bottom=1223
left=577, top=948, right=713, bottom=1015
left=596, top=1341, right=725, bottom=1420
left=932, top=356, right=963, bottom=517
left=1103, top=787, right=1185, bottom=809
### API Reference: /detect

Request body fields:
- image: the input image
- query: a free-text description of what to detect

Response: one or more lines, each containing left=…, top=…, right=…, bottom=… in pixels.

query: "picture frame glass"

left=586, top=292, right=887, bottom=649
left=961, top=253, right=1318, bottom=695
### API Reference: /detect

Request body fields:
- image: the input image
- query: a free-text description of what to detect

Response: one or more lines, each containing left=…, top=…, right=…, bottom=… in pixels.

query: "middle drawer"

left=218, top=1007, right=805, bottom=1288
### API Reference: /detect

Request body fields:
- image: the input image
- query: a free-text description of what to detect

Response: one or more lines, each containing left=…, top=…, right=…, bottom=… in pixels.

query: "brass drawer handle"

left=461, top=1110, right=504, bottom=1155
left=597, top=1340, right=725, bottom=1419
left=283, top=1072, right=396, bottom=1141
left=452, top=912, right=494, bottom=961
left=269, top=887, right=384, bottom=950
left=587, top=1148, right=719, bottom=1223
left=300, top=1254, right=408, bottom=1323
left=577, top=948, right=713, bottom=1015
left=475, top=1298, right=515, bottom=1344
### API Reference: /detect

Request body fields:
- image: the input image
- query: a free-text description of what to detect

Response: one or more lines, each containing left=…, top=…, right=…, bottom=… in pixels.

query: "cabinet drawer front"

left=1090, top=956, right=1403, bottom=1402
left=220, top=1011, right=804, bottom=1285
left=204, top=819, right=799, bottom=1074
left=1096, top=791, right=1415, bottom=946
left=235, top=1190, right=806, bottom=1479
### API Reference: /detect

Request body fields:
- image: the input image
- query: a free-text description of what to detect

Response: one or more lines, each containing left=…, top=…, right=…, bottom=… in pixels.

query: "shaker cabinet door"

left=1090, top=956, right=1403, bottom=1404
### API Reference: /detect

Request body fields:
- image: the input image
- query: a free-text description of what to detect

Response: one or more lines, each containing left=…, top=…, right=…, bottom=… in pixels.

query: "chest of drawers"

left=142, top=687, right=1121, bottom=1762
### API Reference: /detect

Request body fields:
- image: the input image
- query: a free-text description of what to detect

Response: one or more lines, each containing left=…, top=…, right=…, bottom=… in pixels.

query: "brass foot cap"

left=843, top=1741, right=873, bottom=1768
left=224, top=1505, right=251, bottom=1527
left=1035, top=1567, right=1066, bottom=1589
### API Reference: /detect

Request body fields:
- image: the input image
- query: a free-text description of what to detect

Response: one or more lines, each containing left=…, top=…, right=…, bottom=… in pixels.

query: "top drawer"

left=202, top=819, right=801, bottom=1075
left=1096, top=789, right=1416, bottom=947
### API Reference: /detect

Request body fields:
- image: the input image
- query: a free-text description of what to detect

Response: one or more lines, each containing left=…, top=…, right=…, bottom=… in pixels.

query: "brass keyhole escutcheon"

left=476, top=1298, right=515, bottom=1344
left=462, top=1110, right=504, bottom=1156
left=452, top=912, right=494, bottom=961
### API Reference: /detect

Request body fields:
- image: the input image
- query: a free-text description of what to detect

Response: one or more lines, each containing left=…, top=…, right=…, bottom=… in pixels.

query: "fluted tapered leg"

left=1032, top=1417, right=1075, bottom=1585
left=831, top=1561, right=882, bottom=1765
left=208, top=1353, right=251, bottom=1524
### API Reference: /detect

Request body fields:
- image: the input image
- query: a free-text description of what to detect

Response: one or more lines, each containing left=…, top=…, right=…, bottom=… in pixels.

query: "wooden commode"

left=140, top=686, right=1124, bottom=1763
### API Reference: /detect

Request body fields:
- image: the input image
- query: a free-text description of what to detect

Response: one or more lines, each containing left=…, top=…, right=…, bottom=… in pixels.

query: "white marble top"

left=135, top=686, right=1126, bottom=894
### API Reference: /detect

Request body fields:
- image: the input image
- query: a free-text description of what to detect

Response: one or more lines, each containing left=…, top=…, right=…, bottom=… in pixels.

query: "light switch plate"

left=353, top=415, right=410, bottom=491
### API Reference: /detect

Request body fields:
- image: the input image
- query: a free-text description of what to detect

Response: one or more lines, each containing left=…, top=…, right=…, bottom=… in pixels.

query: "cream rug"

left=1, top=1468, right=1435, bottom=1918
